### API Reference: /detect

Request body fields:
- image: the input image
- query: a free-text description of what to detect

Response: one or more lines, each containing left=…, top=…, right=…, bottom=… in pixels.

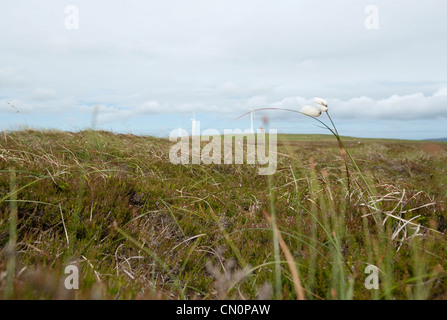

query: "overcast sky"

left=1, top=0, right=446, bottom=139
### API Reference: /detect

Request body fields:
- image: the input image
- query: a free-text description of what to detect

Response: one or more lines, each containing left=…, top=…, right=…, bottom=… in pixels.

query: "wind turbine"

left=249, top=108, right=255, bottom=134
left=191, top=112, right=196, bottom=136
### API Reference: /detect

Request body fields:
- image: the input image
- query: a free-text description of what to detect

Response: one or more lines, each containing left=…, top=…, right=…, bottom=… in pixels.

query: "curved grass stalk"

left=237, top=107, right=377, bottom=208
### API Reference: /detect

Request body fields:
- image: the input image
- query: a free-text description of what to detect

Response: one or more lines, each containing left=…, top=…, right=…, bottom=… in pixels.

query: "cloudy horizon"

left=1, top=0, right=446, bottom=139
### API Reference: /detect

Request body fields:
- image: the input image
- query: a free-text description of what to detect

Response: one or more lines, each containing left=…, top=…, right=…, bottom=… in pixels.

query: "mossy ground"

left=0, top=129, right=446, bottom=299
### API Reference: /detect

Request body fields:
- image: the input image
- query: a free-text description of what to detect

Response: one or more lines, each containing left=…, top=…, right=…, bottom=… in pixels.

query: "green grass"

left=0, top=129, right=446, bottom=299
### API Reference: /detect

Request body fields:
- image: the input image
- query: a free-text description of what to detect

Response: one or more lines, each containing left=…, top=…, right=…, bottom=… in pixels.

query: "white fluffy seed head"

left=301, top=105, right=322, bottom=117
left=318, top=105, right=328, bottom=112
left=314, top=97, right=328, bottom=107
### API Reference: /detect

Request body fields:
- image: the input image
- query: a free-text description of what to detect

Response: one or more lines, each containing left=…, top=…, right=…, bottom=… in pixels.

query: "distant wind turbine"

left=249, top=108, right=255, bottom=134
left=191, top=112, right=196, bottom=136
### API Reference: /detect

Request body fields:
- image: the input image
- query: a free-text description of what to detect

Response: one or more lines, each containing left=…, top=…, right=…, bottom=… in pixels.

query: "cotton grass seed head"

left=318, top=105, right=328, bottom=112
left=301, top=105, right=322, bottom=117
left=314, top=97, right=328, bottom=107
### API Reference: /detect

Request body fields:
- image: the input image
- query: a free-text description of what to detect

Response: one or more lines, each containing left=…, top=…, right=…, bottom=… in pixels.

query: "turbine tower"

left=191, top=112, right=196, bottom=136
left=249, top=108, right=255, bottom=134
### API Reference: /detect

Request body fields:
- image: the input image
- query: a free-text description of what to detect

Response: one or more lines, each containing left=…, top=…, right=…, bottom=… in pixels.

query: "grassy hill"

left=0, top=129, right=446, bottom=299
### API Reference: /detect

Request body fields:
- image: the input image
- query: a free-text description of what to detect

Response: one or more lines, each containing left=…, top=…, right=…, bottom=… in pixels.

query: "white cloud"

left=232, top=89, right=447, bottom=122
left=30, top=88, right=57, bottom=101
left=217, top=82, right=240, bottom=95
left=0, top=67, right=28, bottom=88
left=332, top=89, right=447, bottom=120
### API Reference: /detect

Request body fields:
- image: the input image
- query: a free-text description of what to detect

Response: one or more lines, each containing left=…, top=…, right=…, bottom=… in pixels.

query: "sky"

left=0, top=0, right=446, bottom=139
